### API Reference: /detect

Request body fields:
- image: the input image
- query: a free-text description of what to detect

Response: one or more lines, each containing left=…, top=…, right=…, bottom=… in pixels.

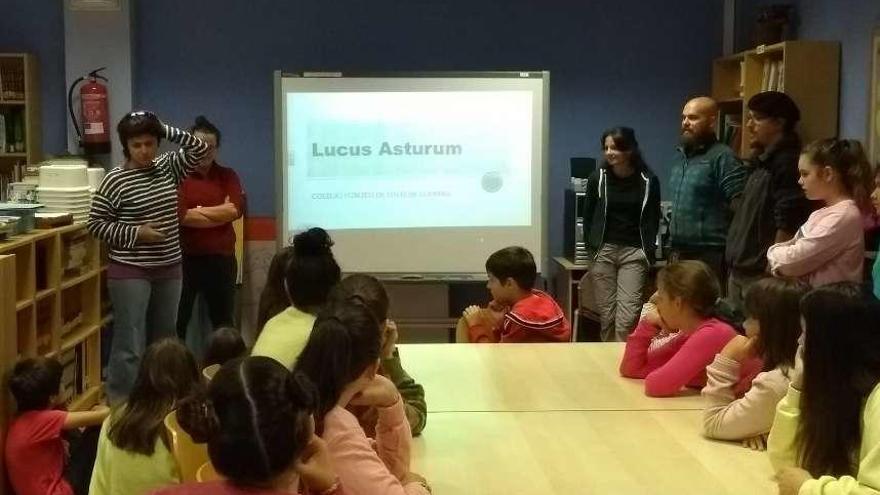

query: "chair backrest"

left=164, top=409, right=209, bottom=483
left=196, top=461, right=223, bottom=483
left=202, top=364, right=221, bottom=382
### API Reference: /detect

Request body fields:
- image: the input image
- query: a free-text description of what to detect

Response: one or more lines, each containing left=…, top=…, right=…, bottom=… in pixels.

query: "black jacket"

left=725, top=133, right=812, bottom=274
left=582, top=165, right=662, bottom=263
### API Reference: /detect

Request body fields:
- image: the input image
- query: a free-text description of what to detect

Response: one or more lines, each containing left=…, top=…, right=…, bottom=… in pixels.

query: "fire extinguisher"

left=68, top=67, right=111, bottom=155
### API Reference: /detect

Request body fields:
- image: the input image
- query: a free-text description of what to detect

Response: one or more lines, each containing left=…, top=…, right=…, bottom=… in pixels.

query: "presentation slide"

left=287, top=90, right=533, bottom=231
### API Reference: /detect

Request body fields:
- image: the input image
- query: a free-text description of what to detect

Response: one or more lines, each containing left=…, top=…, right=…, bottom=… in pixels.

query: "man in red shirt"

left=176, top=116, right=244, bottom=339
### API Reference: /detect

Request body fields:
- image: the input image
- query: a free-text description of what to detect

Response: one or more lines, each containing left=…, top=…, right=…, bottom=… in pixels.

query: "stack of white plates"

left=37, top=186, right=91, bottom=223
left=39, top=159, right=89, bottom=189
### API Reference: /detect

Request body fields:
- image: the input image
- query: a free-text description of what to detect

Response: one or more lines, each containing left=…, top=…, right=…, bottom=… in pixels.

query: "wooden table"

left=411, top=410, right=775, bottom=495
left=398, top=343, right=704, bottom=412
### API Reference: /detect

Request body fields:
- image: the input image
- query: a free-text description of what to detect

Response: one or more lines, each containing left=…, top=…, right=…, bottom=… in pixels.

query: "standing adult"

left=725, top=92, right=811, bottom=309
left=668, top=96, right=746, bottom=283
left=176, top=116, right=244, bottom=340
left=88, top=111, right=208, bottom=403
left=583, top=127, right=661, bottom=341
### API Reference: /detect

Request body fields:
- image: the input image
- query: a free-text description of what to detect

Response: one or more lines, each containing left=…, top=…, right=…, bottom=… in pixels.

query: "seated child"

left=5, top=356, right=109, bottom=495
left=162, top=357, right=342, bottom=495
left=252, top=227, right=341, bottom=369
left=701, top=277, right=808, bottom=448
left=458, top=246, right=571, bottom=343
left=202, top=326, right=247, bottom=368
left=335, top=274, right=427, bottom=436
left=619, top=260, right=762, bottom=397
left=89, top=339, right=202, bottom=495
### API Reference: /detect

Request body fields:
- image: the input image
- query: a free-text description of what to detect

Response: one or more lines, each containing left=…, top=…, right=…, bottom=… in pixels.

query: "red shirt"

left=469, top=290, right=572, bottom=343
left=5, top=409, right=73, bottom=495
left=178, top=163, right=243, bottom=256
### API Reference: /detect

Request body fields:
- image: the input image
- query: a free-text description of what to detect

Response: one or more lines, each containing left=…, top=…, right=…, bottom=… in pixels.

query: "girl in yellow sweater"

left=768, top=282, right=880, bottom=494
left=89, top=339, right=202, bottom=495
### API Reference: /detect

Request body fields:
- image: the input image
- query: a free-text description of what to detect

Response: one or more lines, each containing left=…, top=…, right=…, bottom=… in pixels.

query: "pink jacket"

left=323, top=399, right=429, bottom=495
left=620, top=318, right=761, bottom=397
left=767, top=199, right=864, bottom=286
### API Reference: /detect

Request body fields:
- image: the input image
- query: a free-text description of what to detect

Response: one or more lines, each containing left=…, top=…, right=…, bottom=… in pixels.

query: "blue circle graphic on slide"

left=482, top=171, right=503, bottom=193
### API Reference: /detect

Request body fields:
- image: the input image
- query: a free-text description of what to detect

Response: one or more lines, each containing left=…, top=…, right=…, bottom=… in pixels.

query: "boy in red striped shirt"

left=458, top=246, right=571, bottom=343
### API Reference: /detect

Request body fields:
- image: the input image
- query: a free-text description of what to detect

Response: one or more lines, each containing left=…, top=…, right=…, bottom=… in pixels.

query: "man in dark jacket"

left=668, top=97, right=746, bottom=283
left=725, top=91, right=812, bottom=310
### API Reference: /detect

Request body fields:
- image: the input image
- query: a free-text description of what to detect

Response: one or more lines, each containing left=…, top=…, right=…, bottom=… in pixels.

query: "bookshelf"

left=0, top=225, right=105, bottom=494
left=711, top=40, right=840, bottom=157
left=0, top=53, right=41, bottom=197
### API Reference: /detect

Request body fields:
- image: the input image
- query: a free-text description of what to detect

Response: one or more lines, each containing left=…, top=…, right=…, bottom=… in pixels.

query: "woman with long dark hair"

left=769, top=282, right=880, bottom=494
left=583, top=127, right=661, bottom=341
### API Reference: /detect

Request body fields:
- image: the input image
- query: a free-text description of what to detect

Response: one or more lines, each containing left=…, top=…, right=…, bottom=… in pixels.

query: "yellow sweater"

left=251, top=305, right=316, bottom=369
left=88, top=416, right=179, bottom=495
left=768, top=383, right=880, bottom=494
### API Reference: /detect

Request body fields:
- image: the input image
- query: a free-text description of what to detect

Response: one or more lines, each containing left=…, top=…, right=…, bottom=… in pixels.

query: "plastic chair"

left=164, top=410, right=209, bottom=483
left=202, top=364, right=220, bottom=382
left=196, top=461, right=222, bottom=483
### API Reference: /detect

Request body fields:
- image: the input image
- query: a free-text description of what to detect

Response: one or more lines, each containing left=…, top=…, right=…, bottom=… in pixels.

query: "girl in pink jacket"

left=767, top=139, right=873, bottom=286
left=294, top=296, right=431, bottom=495
left=620, top=261, right=762, bottom=397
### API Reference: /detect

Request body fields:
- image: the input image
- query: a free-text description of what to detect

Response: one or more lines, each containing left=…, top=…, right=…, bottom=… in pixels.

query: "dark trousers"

left=669, top=248, right=727, bottom=294
left=177, top=254, right=236, bottom=339
left=64, top=425, right=100, bottom=495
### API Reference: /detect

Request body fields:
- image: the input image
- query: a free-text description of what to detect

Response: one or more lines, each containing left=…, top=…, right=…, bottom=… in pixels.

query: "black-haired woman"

left=176, top=116, right=244, bottom=341
left=583, top=127, right=661, bottom=342
left=87, top=111, right=207, bottom=404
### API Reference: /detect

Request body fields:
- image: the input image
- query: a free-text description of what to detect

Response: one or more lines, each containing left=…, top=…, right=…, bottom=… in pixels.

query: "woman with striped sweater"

left=87, top=111, right=208, bottom=403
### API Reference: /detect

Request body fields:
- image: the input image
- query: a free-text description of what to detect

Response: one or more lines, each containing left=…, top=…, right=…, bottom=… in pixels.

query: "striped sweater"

left=87, top=125, right=208, bottom=267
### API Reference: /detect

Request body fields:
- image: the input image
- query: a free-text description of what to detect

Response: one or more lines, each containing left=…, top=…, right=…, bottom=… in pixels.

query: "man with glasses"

left=725, top=91, right=812, bottom=310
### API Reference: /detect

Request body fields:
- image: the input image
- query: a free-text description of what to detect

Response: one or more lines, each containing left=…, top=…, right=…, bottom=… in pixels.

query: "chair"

left=164, top=410, right=209, bottom=483
left=196, top=461, right=222, bottom=483
left=202, top=363, right=220, bottom=382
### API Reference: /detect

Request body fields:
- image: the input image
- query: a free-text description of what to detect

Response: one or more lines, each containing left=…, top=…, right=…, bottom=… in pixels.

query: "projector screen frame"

left=273, top=70, right=550, bottom=275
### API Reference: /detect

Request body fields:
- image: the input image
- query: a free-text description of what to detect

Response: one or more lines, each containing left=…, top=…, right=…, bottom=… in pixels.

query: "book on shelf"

left=718, top=113, right=743, bottom=152
left=760, top=59, right=785, bottom=93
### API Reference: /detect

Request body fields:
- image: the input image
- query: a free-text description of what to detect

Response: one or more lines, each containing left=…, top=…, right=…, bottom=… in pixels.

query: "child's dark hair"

left=656, top=261, right=720, bottom=317
left=117, top=111, right=163, bottom=159
left=285, top=228, right=342, bottom=311
left=337, top=274, right=390, bottom=321
left=293, top=297, right=383, bottom=419
left=177, top=357, right=316, bottom=487
left=9, top=357, right=63, bottom=412
left=108, top=339, right=201, bottom=456
left=485, top=246, right=537, bottom=290
left=798, top=282, right=880, bottom=477
left=802, top=138, right=874, bottom=211
left=203, top=327, right=247, bottom=368
left=743, top=277, right=809, bottom=372
left=256, top=246, right=295, bottom=334
left=191, top=115, right=221, bottom=147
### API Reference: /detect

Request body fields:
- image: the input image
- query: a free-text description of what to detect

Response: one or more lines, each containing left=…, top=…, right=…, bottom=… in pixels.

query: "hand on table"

left=741, top=433, right=767, bottom=451
left=774, top=467, right=813, bottom=495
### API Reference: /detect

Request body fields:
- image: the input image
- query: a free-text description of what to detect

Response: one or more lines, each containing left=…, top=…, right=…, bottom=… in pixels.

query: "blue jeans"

left=105, top=277, right=182, bottom=403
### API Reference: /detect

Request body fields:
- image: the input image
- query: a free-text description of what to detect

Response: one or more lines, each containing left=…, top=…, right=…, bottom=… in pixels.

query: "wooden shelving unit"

left=0, top=53, right=41, bottom=193
left=0, top=225, right=104, bottom=492
left=711, top=40, right=840, bottom=157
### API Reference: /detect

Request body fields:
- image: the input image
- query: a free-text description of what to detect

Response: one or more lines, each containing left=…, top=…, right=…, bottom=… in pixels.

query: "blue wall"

left=133, top=0, right=723, bottom=255
left=797, top=0, right=880, bottom=141
left=0, top=0, right=67, bottom=156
